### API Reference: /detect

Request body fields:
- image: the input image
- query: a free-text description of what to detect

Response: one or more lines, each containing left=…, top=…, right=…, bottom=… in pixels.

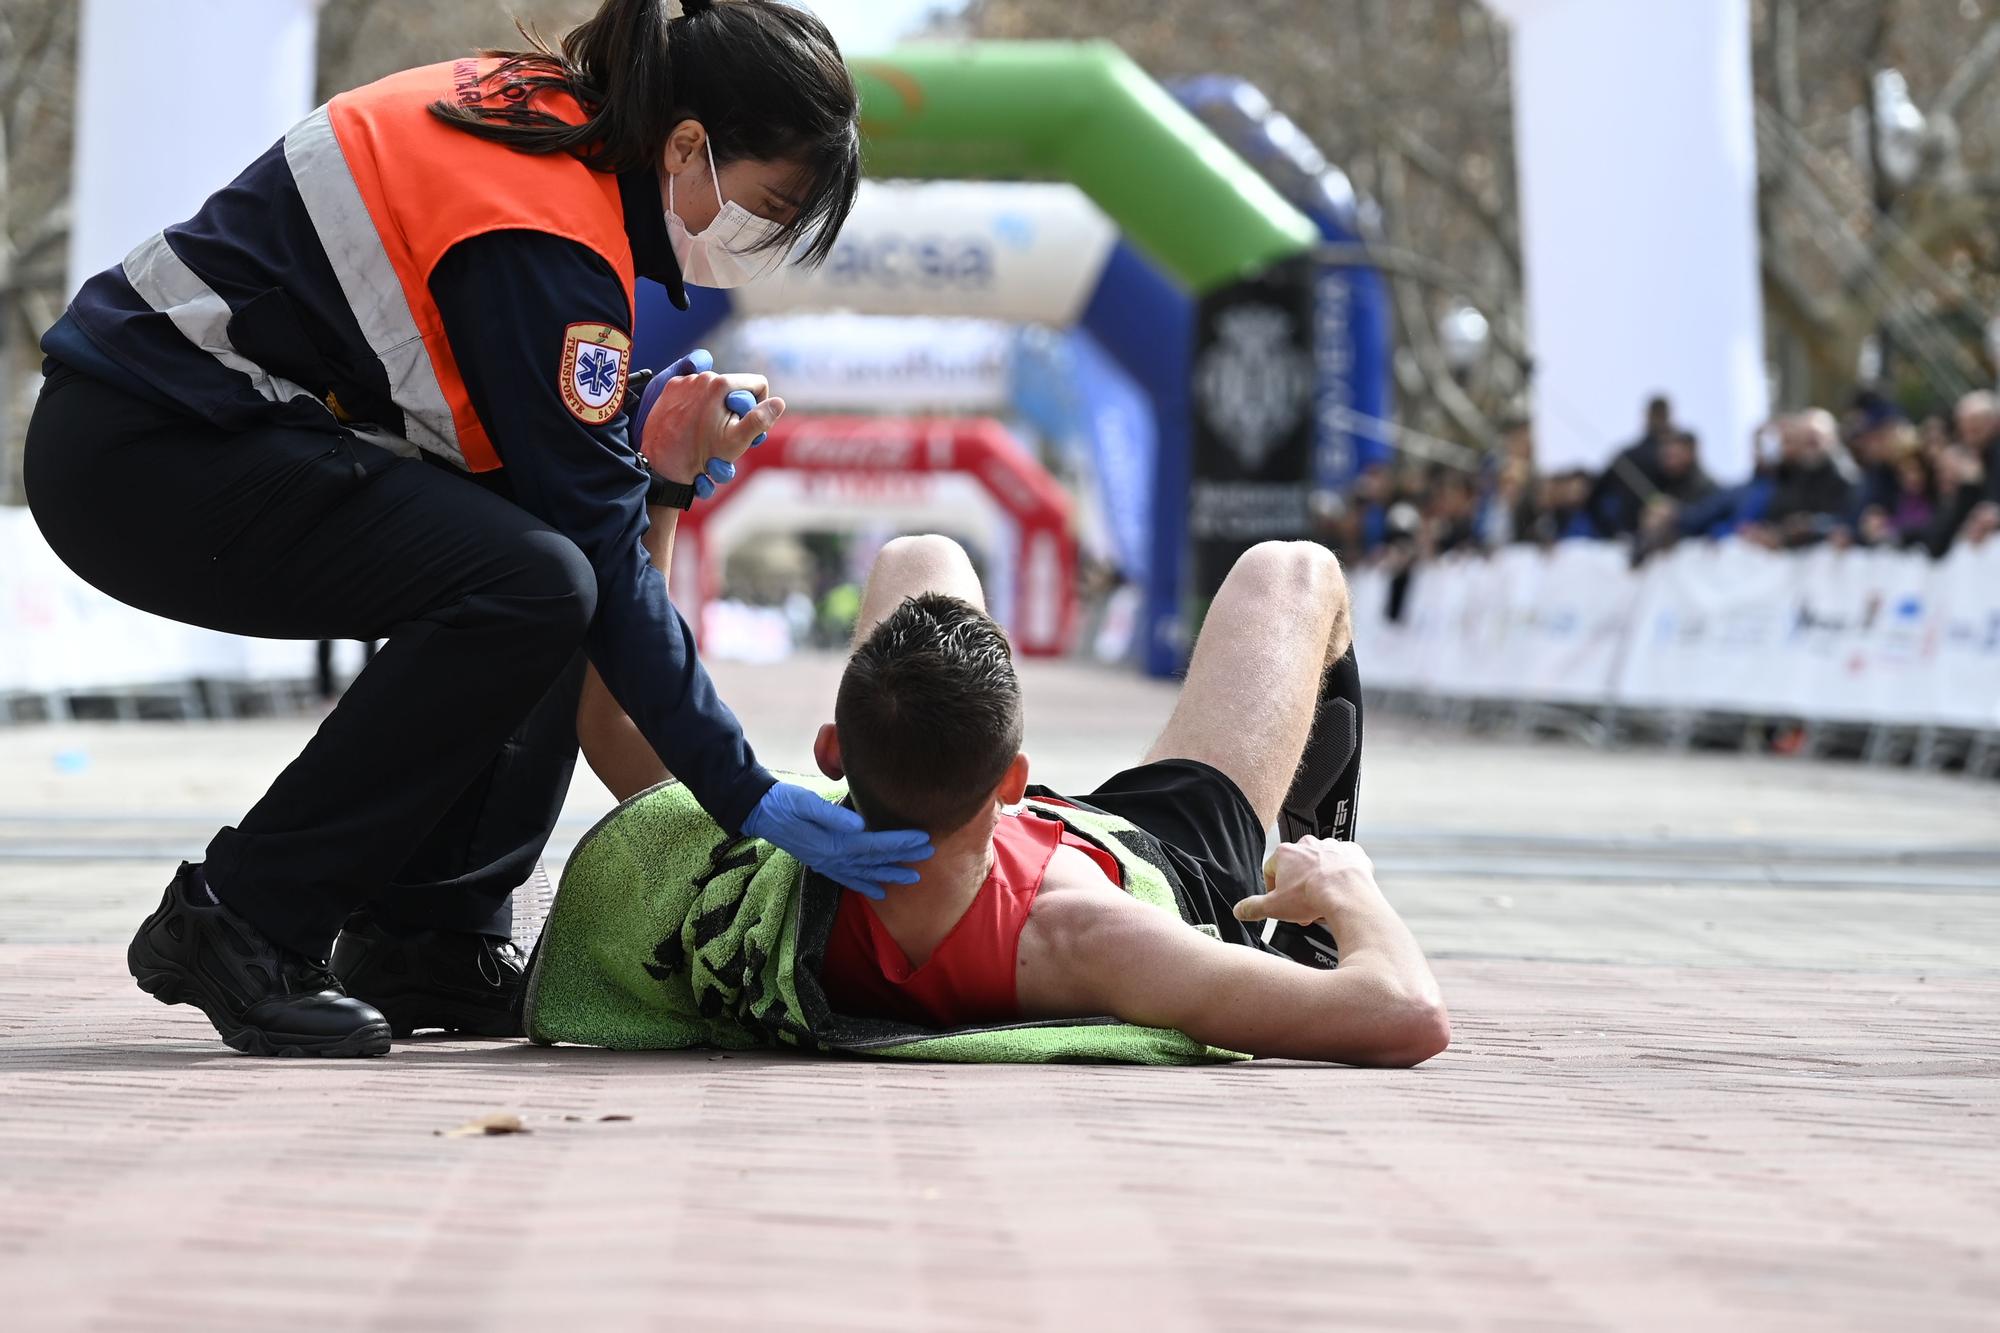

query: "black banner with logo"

left=1189, top=253, right=1318, bottom=599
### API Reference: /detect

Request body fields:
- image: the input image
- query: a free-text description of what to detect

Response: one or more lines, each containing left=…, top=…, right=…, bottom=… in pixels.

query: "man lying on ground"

left=568, top=536, right=1456, bottom=1064
left=562, top=534, right=1448, bottom=1066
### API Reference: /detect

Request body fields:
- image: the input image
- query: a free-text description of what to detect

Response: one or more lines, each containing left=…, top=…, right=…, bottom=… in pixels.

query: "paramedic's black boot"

left=332, top=910, right=526, bottom=1039
left=127, top=863, right=392, bottom=1058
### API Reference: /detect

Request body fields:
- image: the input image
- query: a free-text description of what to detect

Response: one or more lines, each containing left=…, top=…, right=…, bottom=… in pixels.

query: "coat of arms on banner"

left=1194, top=304, right=1313, bottom=472
left=559, top=322, right=632, bottom=425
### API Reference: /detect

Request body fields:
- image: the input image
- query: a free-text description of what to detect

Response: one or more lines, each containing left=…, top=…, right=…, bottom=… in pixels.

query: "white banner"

left=1, top=508, right=315, bottom=693
left=730, top=181, right=1119, bottom=325
left=1361, top=543, right=1634, bottom=705
left=1616, top=539, right=1799, bottom=714
left=1616, top=541, right=1973, bottom=725
left=716, top=315, right=1013, bottom=413
left=70, top=0, right=318, bottom=294
left=1353, top=537, right=2000, bottom=728
left=1502, top=542, right=1635, bottom=704
left=1487, top=0, right=1765, bottom=480
left=1930, top=543, right=2000, bottom=730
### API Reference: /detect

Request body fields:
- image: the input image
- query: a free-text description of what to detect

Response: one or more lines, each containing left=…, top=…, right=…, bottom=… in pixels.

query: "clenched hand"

left=1233, top=836, right=1379, bottom=928
left=634, top=348, right=785, bottom=496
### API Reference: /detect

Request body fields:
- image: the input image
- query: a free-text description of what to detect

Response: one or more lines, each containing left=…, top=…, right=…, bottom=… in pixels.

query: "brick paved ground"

left=2, top=657, right=1996, bottom=1331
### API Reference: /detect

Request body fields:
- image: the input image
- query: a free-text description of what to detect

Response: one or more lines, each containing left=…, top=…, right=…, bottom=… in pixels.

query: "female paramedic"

left=22, top=0, right=931, bottom=1058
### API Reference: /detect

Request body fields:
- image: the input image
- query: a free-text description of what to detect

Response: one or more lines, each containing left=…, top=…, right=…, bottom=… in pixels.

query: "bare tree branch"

left=1931, top=20, right=2000, bottom=123
left=1374, top=147, right=1494, bottom=450
left=1771, top=0, right=1803, bottom=126
left=1386, top=125, right=1521, bottom=271
left=0, top=0, right=65, bottom=131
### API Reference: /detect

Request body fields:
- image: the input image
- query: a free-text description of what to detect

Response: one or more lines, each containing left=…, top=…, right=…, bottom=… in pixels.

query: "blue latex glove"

left=694, top=456, right=735, bottom=499
left=629, top=347, right=707, bottom=446
left=724, top=388, right=767, bottom=449
left=631, top=347, right=752, bottom=500
left=742, top=781, right=933, bottom=900
left=693, top=387, right=758, bottom=499
left=664, top=347, right=713, bottom=379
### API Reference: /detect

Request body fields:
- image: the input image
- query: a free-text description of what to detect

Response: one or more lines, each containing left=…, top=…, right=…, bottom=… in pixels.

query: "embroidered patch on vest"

left=559, top=322, right=631, bottom=425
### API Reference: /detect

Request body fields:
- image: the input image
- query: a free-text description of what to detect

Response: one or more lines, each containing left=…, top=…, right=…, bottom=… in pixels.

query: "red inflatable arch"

left=671, top=416, right=1078, bottom=656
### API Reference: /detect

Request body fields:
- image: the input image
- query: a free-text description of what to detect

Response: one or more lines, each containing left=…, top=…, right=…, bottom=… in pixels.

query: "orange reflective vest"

left=310, top=59, right=636, bottom=471
left=83, top=59, right=636, bottom=471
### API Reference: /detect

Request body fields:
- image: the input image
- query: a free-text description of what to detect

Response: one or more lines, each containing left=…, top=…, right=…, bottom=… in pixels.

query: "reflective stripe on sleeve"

left=119, top=231, right=320, bottom=410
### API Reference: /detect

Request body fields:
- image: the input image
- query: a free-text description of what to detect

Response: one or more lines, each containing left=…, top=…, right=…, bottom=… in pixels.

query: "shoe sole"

left=129, top=925, right=392, bottom=1059
left=366, top=994, right=522, bottom=1041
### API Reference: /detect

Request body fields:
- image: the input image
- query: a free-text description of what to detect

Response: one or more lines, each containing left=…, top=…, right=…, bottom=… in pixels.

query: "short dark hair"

left=431, top=0, right=860, bottom=267
left=836, top=594, right=1024, bottom=834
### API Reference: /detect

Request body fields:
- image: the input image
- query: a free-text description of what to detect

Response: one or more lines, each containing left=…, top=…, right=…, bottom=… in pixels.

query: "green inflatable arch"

left=850, top=42, right=1319, bottom=292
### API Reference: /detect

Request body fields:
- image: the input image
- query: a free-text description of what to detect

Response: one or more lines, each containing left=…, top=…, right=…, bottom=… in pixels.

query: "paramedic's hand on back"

left=743, top=782, right=933, bottom=900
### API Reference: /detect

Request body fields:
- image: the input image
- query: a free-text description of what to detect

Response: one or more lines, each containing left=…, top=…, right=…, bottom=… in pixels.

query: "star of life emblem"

left=559, top=322, right=632, bottom=425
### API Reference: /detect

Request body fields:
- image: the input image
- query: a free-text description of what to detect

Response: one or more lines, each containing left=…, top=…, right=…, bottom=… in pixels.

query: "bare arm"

left=1020, top=838, right=1449, bottom=1066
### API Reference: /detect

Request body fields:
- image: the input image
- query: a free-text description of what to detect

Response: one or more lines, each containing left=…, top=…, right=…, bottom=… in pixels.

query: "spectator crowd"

left=1329, top=389, right=2000, bottom=568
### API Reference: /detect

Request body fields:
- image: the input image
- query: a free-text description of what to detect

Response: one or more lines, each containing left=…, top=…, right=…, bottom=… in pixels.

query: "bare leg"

left=1144, top=541, right=1352, bottom=828
left=851, top=535, right=987, bottom=645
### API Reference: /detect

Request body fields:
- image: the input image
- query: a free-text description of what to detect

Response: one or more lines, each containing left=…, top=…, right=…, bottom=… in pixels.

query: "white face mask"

left=665, top=138, right=787, bottom=288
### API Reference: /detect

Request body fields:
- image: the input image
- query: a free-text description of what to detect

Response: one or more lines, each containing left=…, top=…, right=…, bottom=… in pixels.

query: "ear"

left=661, top=118, right=708, bottom=176
left=813, top=723, right=845, bottom=780
left=996, top=752, right=1030, bottom=806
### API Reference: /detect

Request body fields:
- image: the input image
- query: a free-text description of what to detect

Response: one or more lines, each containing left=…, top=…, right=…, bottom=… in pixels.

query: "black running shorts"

left=1033, top=758, right=1269, bottom=952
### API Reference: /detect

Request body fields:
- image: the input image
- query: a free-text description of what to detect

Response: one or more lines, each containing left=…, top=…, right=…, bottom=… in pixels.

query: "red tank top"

left=820, top=808, right=1122, bottom=1028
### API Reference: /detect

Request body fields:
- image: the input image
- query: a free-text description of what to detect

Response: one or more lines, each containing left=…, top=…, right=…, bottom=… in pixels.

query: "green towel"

left=524, top=775, right=1247, bottom=1065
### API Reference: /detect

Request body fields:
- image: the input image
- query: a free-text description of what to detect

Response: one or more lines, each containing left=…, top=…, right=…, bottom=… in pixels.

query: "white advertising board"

left=1371, top=542, right=1632, bottom=704
left=730, top=181, right=1119, bottom=325
left=1929, top=542, right=2000, bottom=729
left=717, top=315, right=1014, bottom=413
left=1353, top=537, right=2000, bottom=729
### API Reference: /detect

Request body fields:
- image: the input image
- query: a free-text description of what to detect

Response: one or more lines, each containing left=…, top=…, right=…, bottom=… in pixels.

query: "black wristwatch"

left=643, top=463, right=698, bottom=510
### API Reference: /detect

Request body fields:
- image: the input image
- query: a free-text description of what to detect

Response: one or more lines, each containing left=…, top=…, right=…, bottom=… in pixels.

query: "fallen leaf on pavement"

left=437, top=1112, right=529, bottom=1138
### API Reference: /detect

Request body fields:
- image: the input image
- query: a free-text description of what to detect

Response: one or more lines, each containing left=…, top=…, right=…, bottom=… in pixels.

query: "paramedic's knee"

left=502, top=530, right=599, bottom=651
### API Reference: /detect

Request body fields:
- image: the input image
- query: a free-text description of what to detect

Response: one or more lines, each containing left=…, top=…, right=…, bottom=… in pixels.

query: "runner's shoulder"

left=1016, top=855, right=1137, bottom=1019
left=1016, top=849, right=1217, bottom=1023
left=1022, top=848, right=1160, bottom=952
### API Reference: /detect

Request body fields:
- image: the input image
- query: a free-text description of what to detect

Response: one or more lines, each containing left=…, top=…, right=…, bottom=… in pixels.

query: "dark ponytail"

left=429, top=0, right=860, bottom=266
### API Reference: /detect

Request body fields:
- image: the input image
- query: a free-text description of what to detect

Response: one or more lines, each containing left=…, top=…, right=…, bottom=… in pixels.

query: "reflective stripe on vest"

left=117, top=61, right=636, bottom=472
left=283, top=104, right=459, bottom=462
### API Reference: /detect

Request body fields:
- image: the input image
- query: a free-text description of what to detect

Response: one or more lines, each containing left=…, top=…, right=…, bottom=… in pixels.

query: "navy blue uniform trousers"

left=26, top=363, right=589, bottom=957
